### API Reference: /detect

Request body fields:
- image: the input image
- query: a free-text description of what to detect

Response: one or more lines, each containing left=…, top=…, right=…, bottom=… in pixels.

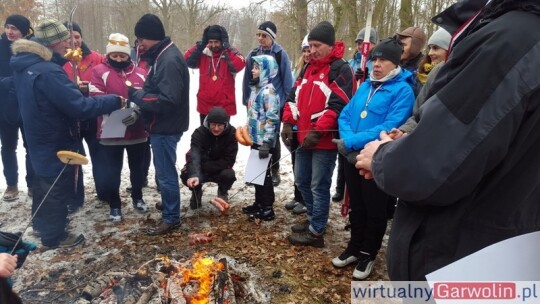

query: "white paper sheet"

left=244, top=149, right=272, bottom=186
left=100, top=108, right=134, bottom=139
left=427, top=231, right=540, bottom=282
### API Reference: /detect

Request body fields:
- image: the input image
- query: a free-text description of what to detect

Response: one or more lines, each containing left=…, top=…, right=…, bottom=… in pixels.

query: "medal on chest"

left=125, top=80, right=132, bottom=86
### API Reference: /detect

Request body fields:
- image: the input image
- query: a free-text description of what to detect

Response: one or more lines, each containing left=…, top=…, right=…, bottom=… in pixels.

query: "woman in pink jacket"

left=89, top=33, right=148, bottom=222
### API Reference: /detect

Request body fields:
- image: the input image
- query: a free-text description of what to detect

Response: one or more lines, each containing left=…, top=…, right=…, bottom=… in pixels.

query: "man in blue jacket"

left=129, top=14, right=190, bottom=235
left=242, top=21, right=293, bottom=186
left=10, top=19, right=123, bottom=248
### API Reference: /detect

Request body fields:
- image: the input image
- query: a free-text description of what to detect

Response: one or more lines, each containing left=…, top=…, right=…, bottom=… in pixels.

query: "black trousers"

left=180, top=167, right=236, bottom=193
left=252, top=145, right=275, bottom=208
left=344, top=161, right=389, bottom=257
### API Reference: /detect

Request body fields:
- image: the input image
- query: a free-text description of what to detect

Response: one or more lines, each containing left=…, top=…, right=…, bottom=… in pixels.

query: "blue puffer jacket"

left=10, top=39, right=121, bottom=177
left=338, top=67, right=415, bottom=151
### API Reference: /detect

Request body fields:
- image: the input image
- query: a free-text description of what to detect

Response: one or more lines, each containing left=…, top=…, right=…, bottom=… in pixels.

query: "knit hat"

left=63, top=21, right=82, bottom=37
left=5, top=15, right=31, bottom=36
left=35, top=19, right=70, bottom=46
left=427, top=28, right=451, bottom=51
left=134, top=14, right=165, bottom=41
left=257, top=21, right=277, bottom=40
left=206, top=106, right=229, bottom=124
left=301, top=34, right=309, bottom=50
left=106, top=33, right=131, bottom=55
left=371, top=37, right=403, bottom=66
left=355, top=27, right=378, bottom=44
left=396, top=26, right=426, bottom=56
left=308, top=21, right=335, bottom=46
left=206, top=25, right=222, bottom=41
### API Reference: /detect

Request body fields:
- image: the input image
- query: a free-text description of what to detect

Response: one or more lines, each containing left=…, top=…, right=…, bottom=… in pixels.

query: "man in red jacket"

left=282, top=21, right=355, bottom=247
left=185, top=25, right=245, bottom=124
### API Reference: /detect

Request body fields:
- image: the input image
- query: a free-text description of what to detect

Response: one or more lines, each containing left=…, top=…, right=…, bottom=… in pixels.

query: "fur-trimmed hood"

left=11, top=39, right=52, bottom=61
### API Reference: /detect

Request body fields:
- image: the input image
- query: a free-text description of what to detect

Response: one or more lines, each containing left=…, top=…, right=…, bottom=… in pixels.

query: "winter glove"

left=346, top=151, right=359, bottom=165
left=201, top=26, right=210, bottom=48
left=302, top=131, right=322, bottom=149
left=220, top=26, right=230, bottom=49
left=128, top=86, right=138, bottom=102
left=332, top=138, right=348, bottom=156
left=122, top=110, right=139, bottom=126
left=259, top=142, right=271, bottom=159
left=355, top=67, right=368, bottom=82
left=281, top=123, right=293, bottom=147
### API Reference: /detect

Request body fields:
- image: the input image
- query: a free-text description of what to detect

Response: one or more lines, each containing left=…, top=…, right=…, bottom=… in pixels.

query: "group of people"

left=1, top=0, right=540, bottom=289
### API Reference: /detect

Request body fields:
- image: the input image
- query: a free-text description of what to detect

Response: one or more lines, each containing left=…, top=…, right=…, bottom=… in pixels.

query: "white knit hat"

left=427, top=28, right=451, bottom=51
left=301, top=34, right=309, bottom=50
left=106, top=33, right=131, bottom=55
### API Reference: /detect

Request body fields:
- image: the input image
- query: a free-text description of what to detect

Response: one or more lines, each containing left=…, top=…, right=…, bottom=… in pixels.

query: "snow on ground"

left=0, top=69, right=390, bottom=303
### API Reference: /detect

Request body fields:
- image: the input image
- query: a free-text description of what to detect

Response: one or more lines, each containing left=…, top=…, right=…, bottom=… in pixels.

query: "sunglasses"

left=256, top=33, right=268, bottom=39
left=109, top=39, right=128, bottom=46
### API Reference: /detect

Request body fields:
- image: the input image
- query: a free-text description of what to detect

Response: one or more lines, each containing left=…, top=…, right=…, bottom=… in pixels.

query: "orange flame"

left=181, top=252, right=224, bottom=304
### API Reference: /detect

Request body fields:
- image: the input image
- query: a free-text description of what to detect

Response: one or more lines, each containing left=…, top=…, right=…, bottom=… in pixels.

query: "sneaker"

left=332, top=190, right=344, bottom=202
left=248, top=208, right=275, bottom=221
left=284, top=199, right=299, bottom=210
left=332, top=249, right=359, bottom=268
left=109, top=208, right=122, bottom=222
left=189, top=189, right=203, bottom=210
left=3, top=186, right=19, bottom=202
left=133, top=199, right=149, bottom=213
left=292, top=203, right=307, bottom=215
left=44, top=233, right=85, bottom=249
left=287, top=231, right=324, bottom=248
left=352, top=252, right=375, bottom=280
left=241, top=203, right=260, bottom=214
left=291, top=220, right=309, bottom=233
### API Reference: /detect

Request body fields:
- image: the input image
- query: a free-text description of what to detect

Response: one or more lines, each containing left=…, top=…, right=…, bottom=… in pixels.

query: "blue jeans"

left=294, top=148, right=337, bottom=235
left=150, top=133, right=182, bottom=224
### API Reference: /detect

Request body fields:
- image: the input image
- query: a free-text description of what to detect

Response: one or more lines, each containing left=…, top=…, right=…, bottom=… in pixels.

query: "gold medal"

left=212, top=75, right=217, bottom=81
left=360, top=110, right=368, bottom=119
left=125, top=80, right=132, bottom=86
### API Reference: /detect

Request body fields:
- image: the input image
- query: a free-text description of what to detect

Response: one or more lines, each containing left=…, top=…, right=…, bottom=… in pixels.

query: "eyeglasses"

left=256, top=33, right=268, bottom=39
left=109, top=39, right=128, bottom=46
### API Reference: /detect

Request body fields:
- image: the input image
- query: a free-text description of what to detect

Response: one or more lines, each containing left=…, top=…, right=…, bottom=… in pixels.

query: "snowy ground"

left=0, top=69, right=390, bottom=303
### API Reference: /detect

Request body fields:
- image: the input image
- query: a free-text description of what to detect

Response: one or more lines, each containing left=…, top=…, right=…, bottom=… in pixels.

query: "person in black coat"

left=180, top=106, right=238, bottom=209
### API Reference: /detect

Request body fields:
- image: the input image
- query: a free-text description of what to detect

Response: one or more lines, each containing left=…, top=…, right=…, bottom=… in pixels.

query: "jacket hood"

left=252, top=54, right=278, bottom=87
left=10, top=39, right=52, bottom=72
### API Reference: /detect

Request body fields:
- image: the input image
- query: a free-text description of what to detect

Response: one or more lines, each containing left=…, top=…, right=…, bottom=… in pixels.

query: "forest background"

left=2, top=0, right=456, bottom=63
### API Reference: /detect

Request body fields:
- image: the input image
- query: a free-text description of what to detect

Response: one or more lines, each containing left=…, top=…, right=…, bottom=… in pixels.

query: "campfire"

left=76, top=252, right=248, bottom=304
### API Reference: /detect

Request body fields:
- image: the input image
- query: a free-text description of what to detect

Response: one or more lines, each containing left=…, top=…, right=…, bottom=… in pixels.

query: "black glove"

left=303, top=131, right=322, bottom=148
left=346, top=151, right=359, bottom=165
left=201, top=26, right=210, bottom=48
left=128, top=86, right=138, bottom=101
left=332, top=138, right=347, bottom=156
left=220, top=25, right=230, bottom=49
left=259, top=142, right=271, bottom=159
left=196, top=40, right=205, bottom=52
left=281, top=123, right=293, bottom=146
left=355, top=67, right=368, bottom=82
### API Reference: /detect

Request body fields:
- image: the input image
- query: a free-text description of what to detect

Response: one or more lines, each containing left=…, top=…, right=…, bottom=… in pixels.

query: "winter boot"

left=287, top=230, right=325, bottom=248
left=271, top=167, right=281, bottom=186
left=242, top=202, right=261, bottom=214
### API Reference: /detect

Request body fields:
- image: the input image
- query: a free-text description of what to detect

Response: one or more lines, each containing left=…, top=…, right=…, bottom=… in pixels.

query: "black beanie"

left=308, top=21, right=335, bottom=46
left=371, top=37, right=403, bottom=66
left=207, top=106, right=229, bottom=124
left=206, top=25, right=222, bottom=41
left=5, top=15, right=31, bottom=36
left=257, top=21, right=277, bottom=40
left=135, top=14, right=165, bottom=41
left=63, top=21, right=82, bottom=37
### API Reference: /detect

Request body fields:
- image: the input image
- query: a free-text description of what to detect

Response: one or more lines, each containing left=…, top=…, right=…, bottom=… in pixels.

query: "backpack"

left=250, top=48, right=282, bottom=66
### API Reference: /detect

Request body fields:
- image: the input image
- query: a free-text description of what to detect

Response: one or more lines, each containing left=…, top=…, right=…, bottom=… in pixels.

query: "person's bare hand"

left=356, top=131, right=393, bottom=179
left=187, top=177, right=199, bottom=188
left=388, top=128, right=406, bottom=140
left=0, top=253, right=17, bottom=278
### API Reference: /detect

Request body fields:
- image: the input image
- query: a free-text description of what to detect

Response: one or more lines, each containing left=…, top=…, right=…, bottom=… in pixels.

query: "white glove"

left=122, top=110, right=138, bottom=126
